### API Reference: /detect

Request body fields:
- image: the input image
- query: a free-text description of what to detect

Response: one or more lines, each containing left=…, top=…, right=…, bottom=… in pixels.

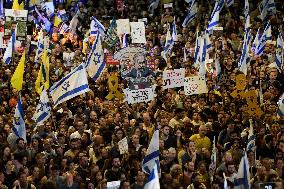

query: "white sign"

left=164, top=3, right=173, bottom=8
left=163, top=68, right=185, bottom=89
left=124, top=87, right=155, bottom=104
left=130, top=22, right=146, bottom=44
left=118, top=137, right=128, bottom=154
left=116, top=19, right=130, bottom=35
left=184, top=76, right=208, bottom=95
left=107, top=181, right=121, bottom=189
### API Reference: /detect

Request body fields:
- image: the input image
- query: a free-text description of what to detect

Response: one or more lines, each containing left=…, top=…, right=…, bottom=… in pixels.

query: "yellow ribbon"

left=105, top=75, right=124, bottom=100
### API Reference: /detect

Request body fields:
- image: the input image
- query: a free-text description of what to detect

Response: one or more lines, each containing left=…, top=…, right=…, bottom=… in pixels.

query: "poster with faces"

left=130, top=22, right=146, bottom=44
left=184, top=76, right=208, bottom=95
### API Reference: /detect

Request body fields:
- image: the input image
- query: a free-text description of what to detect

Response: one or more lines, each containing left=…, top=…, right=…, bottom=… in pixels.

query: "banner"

left=163, top=68, right=185, bottom=89
left=130, top=22, right=146, bottom=43
left=124, top=86, right=155, bottom=104
left=105, top=53, right=120, bottom=65
left=116, top=19, right=130, bottom=35
left=184, top=76, right=208, bottom=95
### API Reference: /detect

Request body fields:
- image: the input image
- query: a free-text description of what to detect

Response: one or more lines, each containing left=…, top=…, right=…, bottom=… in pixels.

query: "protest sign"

left=184, top=76, right=208, bottom=95
left=107, top=181, right=121, bottom=189
left=4, top=9, right=28, bottom=41
left=163, top=68, right=185, bottom=89
left=124, top=86, right=155, bottom=104
left=116, top=19, right=130, bottom=35
left=130, top=22, right=146, bottom=44
left=105, top=53, right=120, bottom=65
left=118, top=137, right=128, bottom=154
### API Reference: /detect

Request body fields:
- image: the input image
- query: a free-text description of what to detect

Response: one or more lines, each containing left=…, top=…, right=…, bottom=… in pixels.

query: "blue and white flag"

left=275, top=32, right=283, bottom=72
left=3, top=29, right=16, bottom=65
left=163, top=25, right=173, bottom=61
left=251, top=28, right=261, bottom=52
left=172, top=18, right=178, bottom=42
left=238, top=30, right=252, bottom=75
left=226, top=0, right=234, bottom=7
left=144, top=161, right=160, bottom=189
left=193, top=31, right=201, bottom=67
left=182, top=1, right=198, bottom=28
left=215, top=54, right=221, bottom=77
left=244, top=0, right=249, bottom=19
left=260, top=0, right=276, bottom=21
left=142, top=129, right=160, bottom=175
left=246, top=120, right=255, bottom=152
left=12, top=95, right=26, bottom=142
left=245, top=15, right=250, bottom=33
left=149, top=0, right=160, bottom=15
left=207, top=0, right=225, bottom=31
left=277, top=93, right=284, bottom=118
left=49, top=64, right=90, bottom=108
left=122, top=32, right=128, bottom=48
left=256, top=22, right=272, bottom=56
left=34, top=30, right=44, bottom=64
left=85, top=34, right=106, bottom=82
left=183, top=47, right=187, bottom=62
left=0, top=0, right=4, bottom=18
left=198, top=35, right=207, bottom=76
left=234, top=152, right=250, bottom=189
left=90, top=16, right=105, bottom=37
left=33, top=88, right=51, bottom=128
left=35, top=6, right=52, bottom=33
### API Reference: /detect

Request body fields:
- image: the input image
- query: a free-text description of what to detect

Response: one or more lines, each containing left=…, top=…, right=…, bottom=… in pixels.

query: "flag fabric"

left=256, top=22, right=272, bottom=56
left=33, top=87, right=51, bottom=128
left=172, top=18, right=178, bottom=42
left=245, top=15, right=250, bottom=33
left=251, top=28, right=261, bottom=52
left=275, top=31, right=283, bottom=72
left=35, top=6, right=52, bottom=33
left=12, top=0, right=24, bottom=10
left=34, top=30, right=44, bottom=64
left=163, top=25, right=174, bottom=61
left=35, top=49, right=50, bottom=95
left=238, top=30, right=252, bottom=75
left=143, top=161, right=160, bottom=189
left=244, top=0, right=249, bottom=19
left=226, top=0, right=234, bottom=7
left=104, top=18, right=118, bottom=49
left=122, top=32, right=128, bottom=48
left=198, top=35, right=207, bottom=76
left=215, top=54, right=221, bottom=77
left=234, top=152, right=250, bottom=189
left=207, top=0, right=225, bottom=31
left=223, top=172, right=228, bottom=189
left=90, top=16, right=106, bottom=37
left=0, top=0, right=4, bottom=18
left=142, top=129, right=160, bottom=174
left=49, top=63, right=90, bottom=108
left=277, top=93, right=284, bottom=118
left=182, top=1, right=198, bottom=28
left=3, top=29, right=16, bottom=65
left=11, top=51, right=25, bottom=91
left=209, top=136, right=217, bottom=178
left=247, top=120, right=255, bottom=152
left=85, top=34, right=106, bottom=82
left=193, top=31, right=201, bottom=67
left=149, top=0, right=160, bottom=15
left=260, top=0, right=276, bottom=21
left=183, top=47, right=187, bottom=62
left=12, top=95, right=26, bottom=142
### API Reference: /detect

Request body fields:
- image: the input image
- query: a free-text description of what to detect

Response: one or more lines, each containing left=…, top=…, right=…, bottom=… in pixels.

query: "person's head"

left=188, top=141, right=196, bottom=153
left=112, top=157, right=120, bottom=169
left=120, top=180, right=130, bottom=189
left=227, top=162, right=236, bottom=174
left=5, top=160, right=14, bottom=171
left=32, top=166, right=40, bottom=178
left=95, top=171, right=103, bottom=182
left=136, top=170, right=145, bottom=183
left=162, top=125, right=170, bottom=136
left=16, top=138, right=25, bottom=150
left=191, top=172, right=202, bottom=185
left=18, top=171, right=28, bottom=187
left=79, top=154, right=89, bottom=168
left=35, top=153, right=46, bottom=165
left=198, top=124, right=207, bottom=137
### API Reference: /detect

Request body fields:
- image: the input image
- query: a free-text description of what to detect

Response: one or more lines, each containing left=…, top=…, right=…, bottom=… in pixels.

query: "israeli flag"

left=12, top=95, right=26, bottom=142
left=193, top=32, right=201, bottom=67
left=246, top=121, right=255, bottom=152
left=33, top=88, right=51, bottom=128
left=172, top=18, right=178, bottom=42
left=244, top=0, right=249, bottom=19
left=122, top=32, right=128, bottom=48
left=226, top=0, right=234, bottom=7
left=238, top=30, right=252, bottom=75
left=85, top=34, right=106, bottom=82
left=142, top=129, right=160, bottom=174
left=0, top=0, right=3, bottom=18
left=256, top=22, right=272, bottom=56
left=49, top=64, right=90, bottom=108
left=260, top=0, right=276, bottom=21
left=251, top=28, right=261, bottom=52
left=90, top=16, right=105, bottom=37
left=275, top=32, right=283, bottom=72
left=182, top=1, right=198, bottom=28
left=144, top=161, right=160, bottom=189
left=234, top=152, right=250, bottom=189
left=163, top=25, right=173, bottom=61
left=34, top=30, right=44, bottom=64
left=3, top=29, right=16, bottom=65
left=207, top=0, right=225, bottom=31
left=245, top=15, right=250, bottom=33
left=198, top=35, right=207, bottom=76
left=209, top=136, right=217, bottom=173
left=149, top=0, right=160, bottom=15
left=215, top=53, right=221, bottom=77
left=277, top=93, right=284, bottom=118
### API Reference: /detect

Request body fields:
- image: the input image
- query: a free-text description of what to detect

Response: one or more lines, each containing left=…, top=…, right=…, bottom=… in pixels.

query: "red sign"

left=105, top=53, right=120, bottom=65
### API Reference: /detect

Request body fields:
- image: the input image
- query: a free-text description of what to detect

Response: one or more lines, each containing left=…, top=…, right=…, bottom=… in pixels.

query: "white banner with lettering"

left=184, top=76, right=208, bottom=95
left=163, top=68, right=185, bottom=89
left=124, top=86, right=155, bottom=104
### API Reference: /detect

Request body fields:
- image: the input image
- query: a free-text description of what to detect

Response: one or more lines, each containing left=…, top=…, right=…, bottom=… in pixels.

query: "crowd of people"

left=0, top=0, right=284, bottom=188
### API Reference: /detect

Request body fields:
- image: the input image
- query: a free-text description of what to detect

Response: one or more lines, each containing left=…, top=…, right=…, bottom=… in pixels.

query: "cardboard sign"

left=130, top=22, right=146, bottom=44
left=118, top=137, right=128, bottom=154
left=105, top=53, right=120, bottom=65
left=107, top=181, right=121, bottom=189
left=124, top=86, right=155, bottom=104
left=163, top=68, right=185, bottom=89
left=184, top=76, right=208, bottom=95
left=116, top=19, right=130, bottom=35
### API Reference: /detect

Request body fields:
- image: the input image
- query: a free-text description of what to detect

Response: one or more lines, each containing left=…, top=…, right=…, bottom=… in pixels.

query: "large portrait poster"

left=4, top=9, right=28, bottom=41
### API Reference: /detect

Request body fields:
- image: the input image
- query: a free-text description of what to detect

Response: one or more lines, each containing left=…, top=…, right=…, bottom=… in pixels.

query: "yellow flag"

left=54, top=16, right=62, bottom=27
left=82, top=41, right=88, bottom=54
left=11, top=51, right=25, bottom=91
left=35, top=50, right=49, bottom=95
left=12, top=0, right=24, bottom=10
